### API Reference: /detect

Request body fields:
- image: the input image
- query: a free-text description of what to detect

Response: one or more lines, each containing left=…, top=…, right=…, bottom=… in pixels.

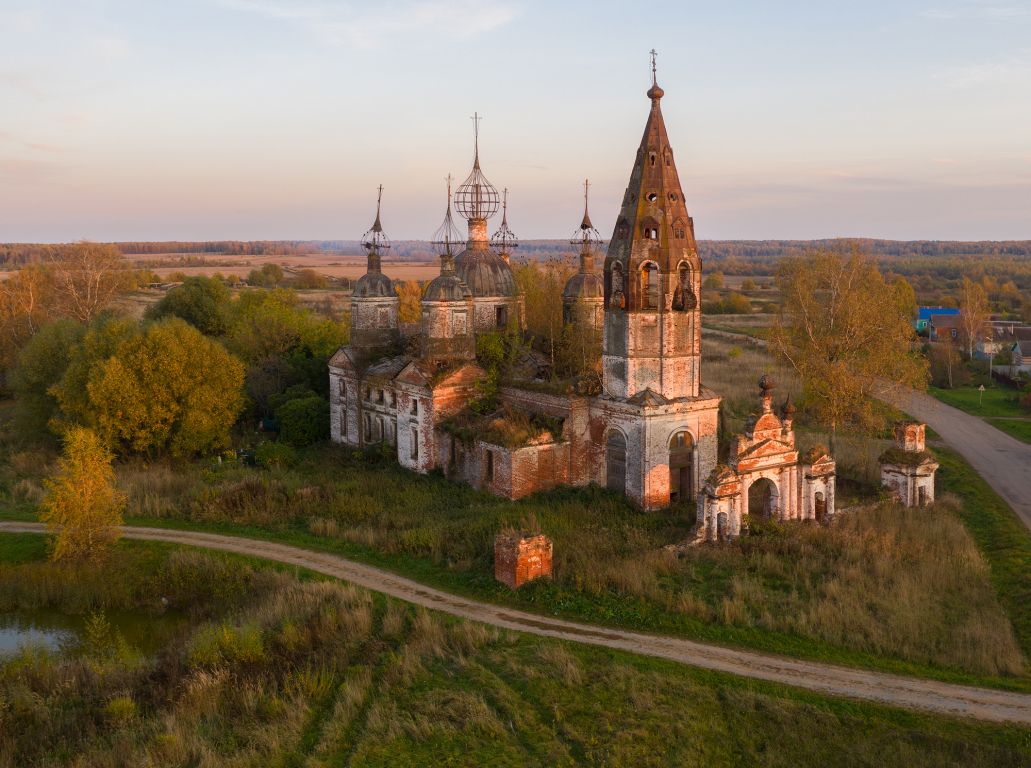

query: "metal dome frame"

left=490, top=188, right=519, bottom=254
left=454, top=113, right=500, bottom=221
left=431, top=175, right=464, bottom=259
left=360, top=185, right=391, bottom=253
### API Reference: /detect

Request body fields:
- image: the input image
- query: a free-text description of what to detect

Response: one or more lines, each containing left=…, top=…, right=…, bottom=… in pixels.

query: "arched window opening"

left=641, top=263, right=660, bottom=310
left=606, top=431, right=627, bottom=494
left=649, top=152, right=656, bottom=166
left=672, top=263, right=696, bottom=311
left=647, top=192, right=658, bottom=202
left=609, top=263, right=626, bottom=309
left=669, top=430, right=694, bottom=503
left=748, top=478, right=779, bottom=520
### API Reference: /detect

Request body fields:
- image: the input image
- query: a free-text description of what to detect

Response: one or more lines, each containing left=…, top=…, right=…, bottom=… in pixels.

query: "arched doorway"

left=606, top=430, right=626, bottom=495
left=748, top=477, right=779, bottom=519
left=814, top=491, right=827, bottom=521
left=669, top=430, right=693, bottom=504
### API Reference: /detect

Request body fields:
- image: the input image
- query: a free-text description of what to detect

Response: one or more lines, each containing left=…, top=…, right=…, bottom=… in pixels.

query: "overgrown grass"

left=934, top=446, right=1031, bottom=663
left=87, top=443, right=1028, bottom=683
left=930, top=386, right=1031, bottom=444
left=2, top=537, right=1029, bottom=767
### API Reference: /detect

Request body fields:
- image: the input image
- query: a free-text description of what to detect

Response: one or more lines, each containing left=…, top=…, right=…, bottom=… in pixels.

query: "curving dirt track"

left=3, top=521, right=1031, bottom=725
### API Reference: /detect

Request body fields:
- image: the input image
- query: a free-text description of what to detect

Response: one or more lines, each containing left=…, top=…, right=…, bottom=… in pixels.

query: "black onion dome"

left=454, top=248, right=517, bottom=298
left=353, top=271, right=395, bottom=298
left=563, top=271, right=605, bottom=301
left=423, top=273, right=472, bottom=302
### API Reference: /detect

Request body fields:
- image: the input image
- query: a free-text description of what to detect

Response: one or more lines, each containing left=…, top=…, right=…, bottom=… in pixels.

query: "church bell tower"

left=602, top=54, right=701, bottom=401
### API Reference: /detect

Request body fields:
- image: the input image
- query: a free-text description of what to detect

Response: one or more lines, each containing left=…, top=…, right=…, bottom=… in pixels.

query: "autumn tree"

left=394, top=280, right=423, bottom=325
left=40, top=427, right=125, bottom=562
left=9, top=318, right=85, bottom=436
left=703, top=271, right=725, bottom=290
left=292, top=269, right=328, bottom=289
left=146, top=275, right=232, bottom=335
left=555, top=300, right=602, bottom=378
left=929, top=335, right=963, bottom=389
left=959, top=277, right=990, bottom=357
left=225, top=288, right=345, bottom=411
left=51, top=314, right=139, bottom=432
left=49, top=242, right=129, bottom=324
left=770, top=249, right=927, bottom=441
left=83, top=319, right=245, bottom=456
left=0, top=264, right=57, bottom=373
left=513, top=259, right=574, bottom=369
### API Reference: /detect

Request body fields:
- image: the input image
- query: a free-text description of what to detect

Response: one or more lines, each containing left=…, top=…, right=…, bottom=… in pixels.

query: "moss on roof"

left=440, top=405, right=564, bottom=449
left=879, top=446, right=937, bottom=467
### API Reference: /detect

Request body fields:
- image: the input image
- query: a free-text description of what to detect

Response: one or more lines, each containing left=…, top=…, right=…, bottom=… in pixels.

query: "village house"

left=328, top=67, right=836, bottom=528
left=928, top=313, right=962, bottom=342
left=916, top=306, right=959, bottom=333
left=1011, top=340, right=1031, bottom=373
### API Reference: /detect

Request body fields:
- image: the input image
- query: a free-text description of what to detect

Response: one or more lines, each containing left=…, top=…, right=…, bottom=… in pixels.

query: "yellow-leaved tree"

left=85, top=318, right=246, bottom=457
left=40, top=426, right=125, bottom=562
left=771, top=248, right=928, bottom=443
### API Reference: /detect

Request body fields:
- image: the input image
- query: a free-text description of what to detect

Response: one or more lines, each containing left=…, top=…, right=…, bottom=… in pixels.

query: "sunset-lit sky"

left=1, top=0, right=1030, bottom=242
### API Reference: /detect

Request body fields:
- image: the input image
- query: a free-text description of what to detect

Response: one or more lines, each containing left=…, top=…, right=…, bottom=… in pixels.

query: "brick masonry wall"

left=494, top=533, right=553, bottom=588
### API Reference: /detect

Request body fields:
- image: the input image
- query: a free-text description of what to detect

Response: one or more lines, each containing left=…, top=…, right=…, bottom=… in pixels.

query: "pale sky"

left=1, top=0, right=1030, bottom=242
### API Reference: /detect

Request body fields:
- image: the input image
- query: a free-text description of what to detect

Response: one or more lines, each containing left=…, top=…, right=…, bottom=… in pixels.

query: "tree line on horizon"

left=4, top=238, right=1031, bottom=267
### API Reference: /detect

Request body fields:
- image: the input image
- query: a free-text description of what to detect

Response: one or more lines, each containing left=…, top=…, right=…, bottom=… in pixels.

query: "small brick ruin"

left=880, top=421, right=938, bottom=507
left=494, top=532, right=553, bottom=589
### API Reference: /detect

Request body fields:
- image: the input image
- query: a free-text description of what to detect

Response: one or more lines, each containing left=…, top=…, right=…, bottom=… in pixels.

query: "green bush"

left=275, top=395, right=330, bottom=447
left=186, top=621, right=266, bottom=669
left=255, top=441, right=298, bottom=469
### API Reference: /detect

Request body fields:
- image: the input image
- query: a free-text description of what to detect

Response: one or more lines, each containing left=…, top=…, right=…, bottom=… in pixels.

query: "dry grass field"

left=125, top=252, right=440, bottom=283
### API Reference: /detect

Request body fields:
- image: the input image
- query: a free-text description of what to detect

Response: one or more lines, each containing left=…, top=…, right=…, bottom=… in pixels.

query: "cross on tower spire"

left=471, top=112, right=482, bottom=168
left=372, top=184, right=384, bottom=232
left=581, top=178, right=593, bottom=231
left=649, top=49, right=658, bottom=85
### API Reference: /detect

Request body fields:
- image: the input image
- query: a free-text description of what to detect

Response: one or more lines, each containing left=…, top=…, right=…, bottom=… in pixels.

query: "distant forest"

left=3, top=238, right=1030, bottom=293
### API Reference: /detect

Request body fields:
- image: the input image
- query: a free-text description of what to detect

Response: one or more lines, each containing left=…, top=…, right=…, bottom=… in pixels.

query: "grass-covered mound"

left=1, top=534, right=1028, bottom=768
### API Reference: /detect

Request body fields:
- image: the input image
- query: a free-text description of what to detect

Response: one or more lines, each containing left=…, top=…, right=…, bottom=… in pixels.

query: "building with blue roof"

left=916, top=306, right=960, bottom=332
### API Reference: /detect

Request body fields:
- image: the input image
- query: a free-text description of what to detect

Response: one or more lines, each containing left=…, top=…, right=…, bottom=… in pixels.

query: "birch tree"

left=770, top=249, right=927, bottom=442
left=959, top=277, right=990, bottom=358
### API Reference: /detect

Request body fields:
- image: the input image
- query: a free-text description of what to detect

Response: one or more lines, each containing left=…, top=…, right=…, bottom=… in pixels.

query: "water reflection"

left=0, top=609, right=187, bottom=658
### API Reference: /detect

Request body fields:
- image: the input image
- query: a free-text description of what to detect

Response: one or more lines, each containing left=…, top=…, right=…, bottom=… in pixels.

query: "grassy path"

left=3, top=520, right=1030, bottom=726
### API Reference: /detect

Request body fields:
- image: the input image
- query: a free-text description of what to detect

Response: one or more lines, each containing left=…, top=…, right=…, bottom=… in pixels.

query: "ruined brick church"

left=329, top=65, right=834, bottom=535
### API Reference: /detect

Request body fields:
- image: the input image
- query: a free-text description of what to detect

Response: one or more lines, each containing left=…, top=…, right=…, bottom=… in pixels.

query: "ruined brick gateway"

left=329, top=67, right=834, bottom=535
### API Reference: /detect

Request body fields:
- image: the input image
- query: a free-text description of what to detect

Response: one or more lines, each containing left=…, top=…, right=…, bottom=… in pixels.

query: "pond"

left=0, top=608, right=188, bottom=658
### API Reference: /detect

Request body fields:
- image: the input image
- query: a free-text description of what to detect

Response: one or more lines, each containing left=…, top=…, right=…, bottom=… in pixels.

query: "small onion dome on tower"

left=424, top=175, right=473, bottom=303
left=422, top=176, right=475, bottom=362
left=490, top=188, right=518, bottom=263
left=354, top=185, right=395, bottom=298
left=563, top=179, right=605, bottom=303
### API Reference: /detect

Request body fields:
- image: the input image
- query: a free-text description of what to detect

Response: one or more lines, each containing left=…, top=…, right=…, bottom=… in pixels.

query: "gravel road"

left=3, top=521, right=1030, bottom=726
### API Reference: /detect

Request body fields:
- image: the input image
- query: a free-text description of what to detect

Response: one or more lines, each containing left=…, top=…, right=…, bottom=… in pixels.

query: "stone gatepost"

left=879, top=421, right=939, bottom=508
left=494, top=532, right=553, bottom=589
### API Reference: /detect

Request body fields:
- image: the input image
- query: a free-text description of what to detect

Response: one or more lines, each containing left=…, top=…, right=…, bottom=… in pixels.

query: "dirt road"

left=4, top=521, right=1030, bottom=726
